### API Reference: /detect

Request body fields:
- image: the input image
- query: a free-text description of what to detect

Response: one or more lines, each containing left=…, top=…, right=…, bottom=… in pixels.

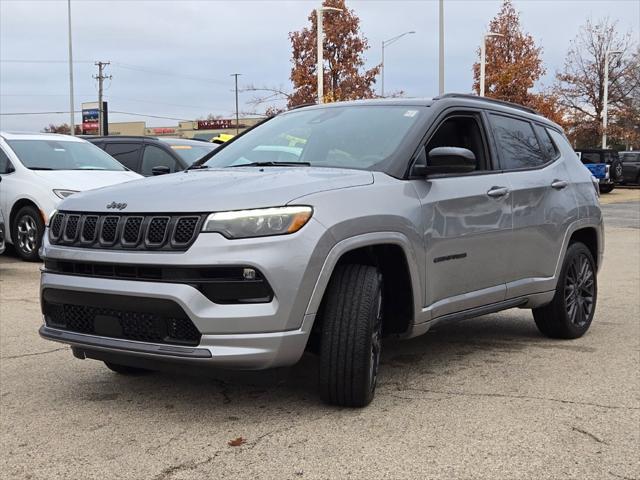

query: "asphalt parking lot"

left=1, top=192, right=638, bottom=480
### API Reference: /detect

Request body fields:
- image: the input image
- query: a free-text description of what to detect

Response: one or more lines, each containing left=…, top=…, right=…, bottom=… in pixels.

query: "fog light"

left=243, top=268, right=256, bottom=280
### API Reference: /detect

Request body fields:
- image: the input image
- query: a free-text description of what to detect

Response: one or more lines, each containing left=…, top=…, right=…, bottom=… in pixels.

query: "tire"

left=610, top=159, right=623, bottom=183
left=319, top=264, right=383, bottom=407
left=104, top=362, right=152, bottom=375
left=599, top=183, right=614, bottom=194
left=533, top=242, right=597, bottom=339
left=11, top=205, right=44, bottom=261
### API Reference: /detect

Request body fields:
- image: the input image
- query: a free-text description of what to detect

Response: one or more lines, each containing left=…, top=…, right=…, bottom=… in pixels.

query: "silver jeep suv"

left=39, top=94, right=603, bottom=407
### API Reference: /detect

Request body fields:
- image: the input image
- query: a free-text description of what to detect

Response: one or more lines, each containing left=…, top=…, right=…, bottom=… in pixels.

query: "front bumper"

left=39, top=217, right=334, bottom=369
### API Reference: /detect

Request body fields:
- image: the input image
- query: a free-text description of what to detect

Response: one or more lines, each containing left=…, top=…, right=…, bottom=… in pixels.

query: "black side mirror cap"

left=151, top=165, right=171, bottom=176
left=426, top=147, right=476, bottom=175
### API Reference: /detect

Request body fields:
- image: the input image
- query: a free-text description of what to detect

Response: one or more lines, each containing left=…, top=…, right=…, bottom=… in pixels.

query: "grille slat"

left=49, top=212, right=202, bottom=250
left=64, top=215, right=80, bottom=241
left=173, top=217, right=199, bottom=244
left=122, top=217, right=143, bottom=246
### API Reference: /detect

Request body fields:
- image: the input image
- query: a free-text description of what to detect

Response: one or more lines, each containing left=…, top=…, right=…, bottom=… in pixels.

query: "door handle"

left=487, top=186, right=509, bottom=198
left=551, top=180, right=568, bottom=190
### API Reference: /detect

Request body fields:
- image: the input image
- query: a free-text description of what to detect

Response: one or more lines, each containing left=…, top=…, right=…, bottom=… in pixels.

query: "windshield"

left=8, top=139, right=127, bottom=171
left=203, top=105, right=426, bottom=171
left=159, top=139, right=218, bottom=165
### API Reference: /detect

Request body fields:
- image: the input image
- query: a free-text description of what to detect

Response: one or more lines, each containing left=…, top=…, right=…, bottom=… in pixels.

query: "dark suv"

left=620, top=151, right=640, bottom=185
left=576, top=149, right=623, bottom=193
left=89, top=136, right=218, bottom=176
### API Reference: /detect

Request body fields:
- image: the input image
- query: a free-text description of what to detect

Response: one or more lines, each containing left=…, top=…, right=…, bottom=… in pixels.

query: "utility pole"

left=231, top=73, right=241, bottom=135
left=438, top=0, right=444, bottom=95
left=67, top=0, right=75, bottom=135
left=94, top=61, right=111, bottom=136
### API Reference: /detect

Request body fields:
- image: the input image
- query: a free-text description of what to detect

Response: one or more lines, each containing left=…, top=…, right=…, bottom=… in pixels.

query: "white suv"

left=0, top=132, right=141, bottom=260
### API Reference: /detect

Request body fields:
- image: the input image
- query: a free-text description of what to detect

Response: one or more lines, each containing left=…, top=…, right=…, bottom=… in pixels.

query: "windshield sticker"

left=404, top=110, right=418, bottom=118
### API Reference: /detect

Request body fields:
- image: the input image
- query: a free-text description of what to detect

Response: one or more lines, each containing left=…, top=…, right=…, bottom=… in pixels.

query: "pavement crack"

left=608, top=471, right=638, bottom=480
left=152, top=451, right=223, bottom=480
left=571, top=426, right=608, bottom=444
left=382, top=386, right=639, bottom=411
left=1, top=347, right=67, bottom=360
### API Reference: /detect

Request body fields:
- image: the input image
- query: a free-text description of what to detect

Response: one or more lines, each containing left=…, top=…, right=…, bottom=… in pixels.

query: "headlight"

left=53, top=189, right=78, bottom=199
left=202, top=206, right=313, bottom=239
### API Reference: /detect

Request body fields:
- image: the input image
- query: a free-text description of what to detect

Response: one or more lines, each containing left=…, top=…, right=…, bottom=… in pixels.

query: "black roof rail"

left=434, top=93, right=539, bottom=115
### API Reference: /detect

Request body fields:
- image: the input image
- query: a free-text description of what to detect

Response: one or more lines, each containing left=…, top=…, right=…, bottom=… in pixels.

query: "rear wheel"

left=104, top=362, right=152, bottom=375
left=599, top=183, right=614, bottom=194
left=319, top=264, right=383, bottom=407
left=11, top=206, right=44, bottom=261
left=533, top=242, right=597, bottom=339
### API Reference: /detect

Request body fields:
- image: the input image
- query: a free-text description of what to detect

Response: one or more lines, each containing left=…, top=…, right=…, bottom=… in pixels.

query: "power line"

left=0, top=110, right=191, bottom=121
left=111, top=62, right=228, bottom=85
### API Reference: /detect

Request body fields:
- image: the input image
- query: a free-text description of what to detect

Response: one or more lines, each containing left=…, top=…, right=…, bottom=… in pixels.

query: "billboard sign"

left=82, top=101, right=108, bottom=135
left=196, top=119, right=233, bottom=130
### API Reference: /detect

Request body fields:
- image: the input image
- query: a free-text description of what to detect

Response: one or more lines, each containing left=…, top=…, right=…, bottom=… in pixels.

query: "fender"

left=304, top=231, right=423, bottom=324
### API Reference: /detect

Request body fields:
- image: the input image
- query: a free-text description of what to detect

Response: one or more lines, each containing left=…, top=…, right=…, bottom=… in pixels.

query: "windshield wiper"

left=229, top=161, right=311, bottom=168
left=186, top=164, right=210, bottom=170
left=28, top=167, right=54, bottom=170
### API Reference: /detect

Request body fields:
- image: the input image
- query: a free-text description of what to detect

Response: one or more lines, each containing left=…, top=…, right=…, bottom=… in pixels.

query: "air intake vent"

left=51, top=213, right=65, bottom=239
left=100, top=216, right=120, bottom=244
left=122, top=217, right=143, bottom=245
left=147, top=217, right=169, bottom=245
left=64, top=215, right=80, bottom=241
left=173, top=217, right=199, bottom=244
left=81, top=216, right=98, bottom=242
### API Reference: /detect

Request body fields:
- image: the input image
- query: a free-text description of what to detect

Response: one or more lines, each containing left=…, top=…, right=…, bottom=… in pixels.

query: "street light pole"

left=480, top=32, right=503, bottom=97
left=316, top=6, right=342, bottom=104
left=67, top=0, right=75, bottom=135
left=381, top=31, right=415, bottom=97
left=603, top=50, right=622, bottom=149
left=231, top=73, right=241, bottom=135
left=438, top=0, right=444, bottom=95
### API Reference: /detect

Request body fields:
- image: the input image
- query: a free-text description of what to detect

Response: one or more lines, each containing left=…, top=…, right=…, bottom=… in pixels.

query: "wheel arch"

left=305, top=232, right=422, bottom=343
left=8, top=198, right=43, bottom=244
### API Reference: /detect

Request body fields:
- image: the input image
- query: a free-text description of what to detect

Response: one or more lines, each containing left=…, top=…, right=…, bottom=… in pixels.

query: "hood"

left=34, top=170, right=142, bottom=192
left=58, top=167, right=374, bottom=213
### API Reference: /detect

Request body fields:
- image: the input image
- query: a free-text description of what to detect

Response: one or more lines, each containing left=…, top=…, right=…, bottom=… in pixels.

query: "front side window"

left=141, top=145, right=178, bottom=176
left=6, top=139, right=126, bottom=171
left=490, top=114, right=546, bottom=169
left=203, top=106, right=426, bottom=172
left=425, top=115, right=488, bottom=170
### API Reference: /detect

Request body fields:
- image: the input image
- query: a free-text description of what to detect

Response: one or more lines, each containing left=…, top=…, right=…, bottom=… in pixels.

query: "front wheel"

left=11, top=206, right=44, bottom=261
left=533, top=242, right=597, bottom=339
left=319, top=264, right=383, bottom=407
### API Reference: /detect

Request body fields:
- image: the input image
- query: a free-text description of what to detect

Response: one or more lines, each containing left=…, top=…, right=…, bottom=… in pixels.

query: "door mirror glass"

left=151, top=165, right=171, bottom=176
left=426, top=147, right=476, bottom=174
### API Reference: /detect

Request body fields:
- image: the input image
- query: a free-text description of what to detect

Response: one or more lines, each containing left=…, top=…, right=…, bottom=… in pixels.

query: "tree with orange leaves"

left=472, top=0, right=563, bottom=123
left=288, top=0, right=379, bottom=107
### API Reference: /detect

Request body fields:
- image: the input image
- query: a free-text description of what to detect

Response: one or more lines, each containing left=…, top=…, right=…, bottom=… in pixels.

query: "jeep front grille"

left=49, top=212, right=204, bottom=251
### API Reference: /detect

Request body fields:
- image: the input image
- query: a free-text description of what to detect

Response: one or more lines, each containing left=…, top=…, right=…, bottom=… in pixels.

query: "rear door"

left=412, top=109, right=512, bottom=318
left=103, top=142, right=143, bottom=173
left=489, top=113, right=578, bottom=298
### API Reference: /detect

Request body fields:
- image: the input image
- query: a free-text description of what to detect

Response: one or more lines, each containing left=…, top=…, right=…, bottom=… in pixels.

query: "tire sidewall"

left=12, top=206, right=44, bottom=261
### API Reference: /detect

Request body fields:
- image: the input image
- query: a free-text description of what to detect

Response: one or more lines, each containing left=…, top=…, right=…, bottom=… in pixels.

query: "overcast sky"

left=1, top=0, right=638, bottom=131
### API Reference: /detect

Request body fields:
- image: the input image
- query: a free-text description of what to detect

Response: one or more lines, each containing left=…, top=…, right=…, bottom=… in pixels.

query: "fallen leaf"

left=228, top=437, right=246, bottom=447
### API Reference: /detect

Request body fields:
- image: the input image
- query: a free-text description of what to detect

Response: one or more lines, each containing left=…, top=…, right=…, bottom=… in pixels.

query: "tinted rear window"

left=489, top=114, right=546, bottom=169
left=580, top=152, right=602, bottom=164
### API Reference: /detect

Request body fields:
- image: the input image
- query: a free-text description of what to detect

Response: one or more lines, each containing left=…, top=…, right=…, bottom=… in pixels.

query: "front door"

left=412, top=111, right=512, bottom=319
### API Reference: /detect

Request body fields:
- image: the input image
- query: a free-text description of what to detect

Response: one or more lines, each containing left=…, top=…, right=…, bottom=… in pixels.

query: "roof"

left=0, top=131, right=87, bottom=142
left=285, top=93, right=560, bottom=130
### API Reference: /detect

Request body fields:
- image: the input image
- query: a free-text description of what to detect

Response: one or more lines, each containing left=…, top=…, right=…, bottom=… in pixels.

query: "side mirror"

left=151, top=165, right=171, bottom=176
left=426, top=147, right=476, bottom=174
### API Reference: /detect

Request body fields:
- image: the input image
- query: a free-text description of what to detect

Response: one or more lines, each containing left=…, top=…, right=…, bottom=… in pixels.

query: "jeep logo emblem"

left=106, top=202, right=127, bottom=210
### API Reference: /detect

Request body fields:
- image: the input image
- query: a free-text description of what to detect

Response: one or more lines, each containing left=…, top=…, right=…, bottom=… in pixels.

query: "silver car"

left=39, top=94, right=603, bottom=407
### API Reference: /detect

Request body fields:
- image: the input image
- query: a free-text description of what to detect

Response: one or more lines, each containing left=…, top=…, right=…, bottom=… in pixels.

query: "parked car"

left=211, top=133, right=234, bottom=144
left=39, top=94, right=603, bottom=407
left=620, top=151, right=640, bottom=185
left=576, top=148, right=623, bottom=193
left=0, top=208, right=5, bottom=255
left=0, top=132, right=141, bottom=260
left=89, top=136, right=218, bottom=176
